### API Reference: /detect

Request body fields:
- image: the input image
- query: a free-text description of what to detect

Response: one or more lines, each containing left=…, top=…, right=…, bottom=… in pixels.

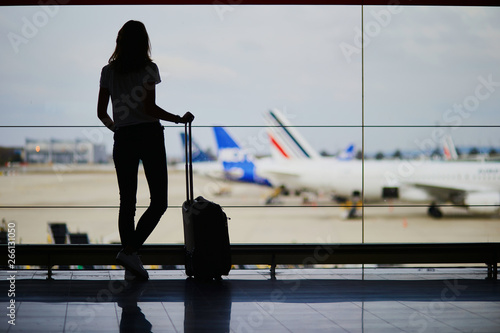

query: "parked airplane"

left=177, top=132, right=224, bottom=180
left=212, top=126, right=272, bottom=187
left=259, top=109, right=500, bottom=217
left=178, top=127, right=273, bottom=188
left=180, top=132, right=215, bottom=163
left=337, top=143, right=356, bottom=161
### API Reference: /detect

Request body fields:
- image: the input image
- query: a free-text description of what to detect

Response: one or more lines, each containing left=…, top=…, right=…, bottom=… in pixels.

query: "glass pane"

left=362, top=6, right=500, bottom=243
left=364, top=6, right=500, bottom=126
left=363, top=206, right=500, bottom=243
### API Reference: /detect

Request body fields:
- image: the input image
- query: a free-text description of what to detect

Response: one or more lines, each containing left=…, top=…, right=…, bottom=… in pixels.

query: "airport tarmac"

left=1, top=165, right=499, bottom=245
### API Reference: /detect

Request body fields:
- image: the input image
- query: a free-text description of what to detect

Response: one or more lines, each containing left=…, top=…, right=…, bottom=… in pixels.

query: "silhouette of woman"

left=97, top=20, right=194, bottom=280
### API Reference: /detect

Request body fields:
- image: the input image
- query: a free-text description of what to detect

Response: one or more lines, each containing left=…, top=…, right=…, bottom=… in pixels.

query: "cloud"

left=155, top=55, right=238, bottom=83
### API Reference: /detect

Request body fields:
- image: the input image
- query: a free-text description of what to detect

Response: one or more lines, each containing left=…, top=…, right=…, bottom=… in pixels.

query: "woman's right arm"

left=97, top=87, right=115, bottom=132
left=143, top=84, right=194, bottom=124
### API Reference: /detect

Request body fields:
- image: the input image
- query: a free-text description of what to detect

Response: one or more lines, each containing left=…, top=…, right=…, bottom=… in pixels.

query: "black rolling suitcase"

left=182, top=121, right=231, bottom=280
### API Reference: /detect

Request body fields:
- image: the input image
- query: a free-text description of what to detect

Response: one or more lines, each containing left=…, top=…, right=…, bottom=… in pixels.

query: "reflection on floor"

left=1, top=268, right=499, bottom=332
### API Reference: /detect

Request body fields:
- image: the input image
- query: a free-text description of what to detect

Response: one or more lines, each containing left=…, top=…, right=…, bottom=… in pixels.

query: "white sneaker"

left=116, top=250, right=149, bottom=280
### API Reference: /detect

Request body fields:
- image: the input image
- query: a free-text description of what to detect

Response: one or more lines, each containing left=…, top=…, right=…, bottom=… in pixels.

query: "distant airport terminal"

left=23, top=138, right=108, bottom=164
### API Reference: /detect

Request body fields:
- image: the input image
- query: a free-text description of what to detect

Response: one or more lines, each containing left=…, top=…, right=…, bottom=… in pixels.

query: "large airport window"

left=0, top=4, right=498, bottom=246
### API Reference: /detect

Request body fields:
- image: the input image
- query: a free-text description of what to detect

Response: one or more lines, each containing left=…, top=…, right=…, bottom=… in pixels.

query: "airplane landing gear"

left=428, top=203, right=443, bottom=218
left=265, top=186, right=286, bottom=205
left=339, top=191, right=362, bottom=219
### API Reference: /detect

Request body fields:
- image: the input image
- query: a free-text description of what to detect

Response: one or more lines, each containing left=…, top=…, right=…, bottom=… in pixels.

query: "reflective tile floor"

left=0, top=268, right=499, bottom=333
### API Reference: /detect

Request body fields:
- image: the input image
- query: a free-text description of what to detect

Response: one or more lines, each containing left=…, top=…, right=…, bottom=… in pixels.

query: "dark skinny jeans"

left=113, top=122, right=168, bottom=253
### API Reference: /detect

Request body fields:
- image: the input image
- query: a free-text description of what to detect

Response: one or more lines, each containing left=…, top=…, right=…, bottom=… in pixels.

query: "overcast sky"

left=0, top=5, right=499, bottom=159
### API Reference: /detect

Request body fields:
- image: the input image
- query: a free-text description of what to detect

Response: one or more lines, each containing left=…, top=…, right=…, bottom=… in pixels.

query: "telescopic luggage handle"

left=185, top=121, right=194, bottom=204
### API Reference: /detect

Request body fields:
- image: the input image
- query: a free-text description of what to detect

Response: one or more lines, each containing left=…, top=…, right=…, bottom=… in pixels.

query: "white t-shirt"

left=100, top=62, right=161, bottom=129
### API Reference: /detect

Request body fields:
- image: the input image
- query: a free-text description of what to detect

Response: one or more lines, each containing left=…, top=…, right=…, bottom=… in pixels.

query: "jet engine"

left=398, top=186, right=434, bottom=203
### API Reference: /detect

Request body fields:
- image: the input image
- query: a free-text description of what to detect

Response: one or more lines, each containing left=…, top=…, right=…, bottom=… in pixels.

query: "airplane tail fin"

left=180, top=132, right=213, bottom=162
left=213, top=126, right=241, bottom=150
left=337, top=143, right=356, bottom=161
left=212, top=126, right=271, bottom=186
left=442, top=135, right=458, bottom=161
left=263, top=109, right=320, bottom=160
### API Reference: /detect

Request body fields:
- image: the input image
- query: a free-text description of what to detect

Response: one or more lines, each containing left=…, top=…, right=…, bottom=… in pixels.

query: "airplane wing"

left=409, top=182, right=466, bottom=203
left=262, top=169, right=301, bottom=179
left=403, top=181, right=500, bottom=214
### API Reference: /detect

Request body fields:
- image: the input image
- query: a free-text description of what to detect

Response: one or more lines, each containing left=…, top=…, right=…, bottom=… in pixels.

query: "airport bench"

left=5, top=243, right=499, bottom=280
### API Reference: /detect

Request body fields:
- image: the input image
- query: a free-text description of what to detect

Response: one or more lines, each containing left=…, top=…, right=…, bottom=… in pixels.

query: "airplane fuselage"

left=258, top=158, right=500, bottom=214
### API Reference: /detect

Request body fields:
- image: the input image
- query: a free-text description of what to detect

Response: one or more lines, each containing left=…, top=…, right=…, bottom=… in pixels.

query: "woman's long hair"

left=109, top=20, right=152, bottom=73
